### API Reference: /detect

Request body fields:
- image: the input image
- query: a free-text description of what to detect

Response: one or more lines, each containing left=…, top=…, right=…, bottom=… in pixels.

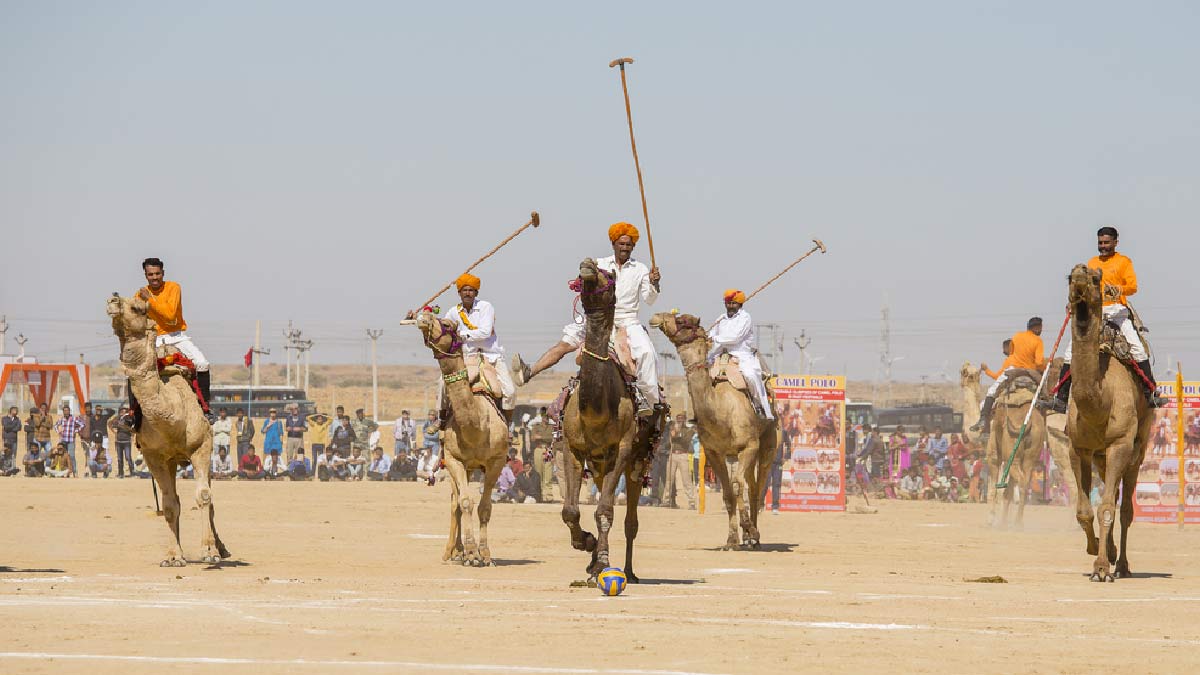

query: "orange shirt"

left=1087, top=253, right=1136, bottom=307
left=1008, top=330, right=1046, bottom=372
left=145, top=281, right=187, bottom=335
left=983, top=355, right=1017, bottom=381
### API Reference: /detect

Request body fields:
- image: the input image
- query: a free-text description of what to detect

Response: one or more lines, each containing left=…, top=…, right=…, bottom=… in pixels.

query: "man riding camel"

left=1045, top=226, right=1161, bottom=412
left=442, top=273, right=517, bottom=423
left=512, top=222, right=662, bottom=416
left=133, top=257, right=213, bottom=424
left=707, top=289, right=774, bottom=420
left=971, top=317, right=1045, bottom=433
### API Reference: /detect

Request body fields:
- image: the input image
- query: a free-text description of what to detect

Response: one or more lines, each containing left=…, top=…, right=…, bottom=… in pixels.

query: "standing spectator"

left=316, top=447, right=347, bottom=481
left=367, top=447, right=391, bottom=481
left=330, top=415, right=356, bottom=457
left=27, top=405, right=53, bottom=455
left=234, top=408, right=255, bottom=460
left=211, top=446, right=235, bottom=480
left=330, top=405, right=347, bottom=433
left=23, top=442, right=47, bottom=477
left=287, top=448, right=312, bottom=480
left=87, top=442, right=112, bottom=478
left=108, top=406, right=135, bottom=478
left=928, top=427, right=950, bottom=469
left=493, top=460, right=517, bottom=502
left=532, top=440, right=556, bottom=503
left=54, top=403, right=84, bottom=477
left=261, top=409, right=284, bottom=458
left=514, top=463, right=542, bottom=503
left=350, top=408, right=378, bottom=457
left=421, top=411, right=441, bottom=459
left=284, top=405, right=307, bottom=461
left=1, top=443, right=18, bottom=476
left=890, top=427, right=911, bottom=476
left=88, top=405, right=110, bottom=454
left=2, top=406, right=21, bottom=455
left=46, top=442, right=71, bottom=477
left=947, top=434, right=969, bottom=481
left=79, top=402, right=93, bottom=449
left=211, top=408, right=233, bottom=458
left=393, top=410, right=416, bottom=455
left=238, top=445, right=265, bottom=480
left=666, top=413, right=696, bottom=509
left=263, top=449, right=288, bottom=480
left=306, top=408, right=332, bottom=457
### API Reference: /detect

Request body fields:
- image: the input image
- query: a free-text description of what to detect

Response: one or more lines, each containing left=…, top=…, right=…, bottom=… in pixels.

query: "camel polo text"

left=776, top=376, right=840, bottom=389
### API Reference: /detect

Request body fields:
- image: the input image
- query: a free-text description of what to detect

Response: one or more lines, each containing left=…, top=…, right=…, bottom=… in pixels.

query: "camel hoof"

left=485, top=559, right=497, bottom=567
left=218, top=546, right=232, bottom=559
left=1089, top=573, right=1103, bottom=582
left=201, top=555, right=218, bottom=565
left=721, top=543, right=739, bottom=551
left=161, top=558, right=186, bottom=568
left=625, top=570, right=640, bottom=584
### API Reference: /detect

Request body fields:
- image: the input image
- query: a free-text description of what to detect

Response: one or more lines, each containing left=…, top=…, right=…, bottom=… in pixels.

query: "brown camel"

left=107, top=294, right=229, bottom=566
left=417, top=312, right=510, bottom=566
left=985, top=371, right=1046, bottom=530
left=959, top=362, right=982, bottom=442
left=1065, top=264, right=1153, bottom=582
left=651, top=312, right=776, bottom=549
left=559, top=258, right=660, bottom=582
left=1042, top=358, right=1077, bottom=512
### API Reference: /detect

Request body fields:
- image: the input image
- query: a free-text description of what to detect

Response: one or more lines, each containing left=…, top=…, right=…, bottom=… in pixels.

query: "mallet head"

left=609, top=57, right=634, bottom=68
left=531, top=211, right=540, bottom=228
left=813, top=238, right=827, bottom=254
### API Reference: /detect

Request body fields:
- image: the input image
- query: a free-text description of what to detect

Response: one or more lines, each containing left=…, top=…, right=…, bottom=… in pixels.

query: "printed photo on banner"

left=767, top=375, right=846, bottom=512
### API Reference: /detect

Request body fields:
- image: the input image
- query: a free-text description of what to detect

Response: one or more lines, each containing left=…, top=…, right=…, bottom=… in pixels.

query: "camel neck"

left=438, top=355, right=482, bottom=431
left=579, top=306, right=620, bottom=416
left=1070, top=300, right=1103, bottom=409
left=120, top=331, right=164, bottom=410
left=678, top=341, right=714, bottom=410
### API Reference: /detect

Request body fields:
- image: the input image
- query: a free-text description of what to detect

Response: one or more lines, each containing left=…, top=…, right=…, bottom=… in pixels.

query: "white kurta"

left=444, top=299, right=515, bottom=409
left=560, top=255, right=660, bottom=404
left=707, top=308, right=773, bottom=419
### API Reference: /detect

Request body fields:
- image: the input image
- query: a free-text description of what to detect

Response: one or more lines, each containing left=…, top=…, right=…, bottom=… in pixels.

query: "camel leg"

left=705, top=448, right=739, bottom=550
left=1091, top=448, right=1126, bottom=582
left=747, top=440, right=774, bottom=548
left=1071, top=451, right=1098, bottom=555
left=622, top=462, right=642, bottom=583
left=146, top=455, right=186, bottom=567
left=443, top=474, right=464, bottom=562
left=1114, top=467, right=1137, bottom=578
left=442, top=455, right=478, bottom=566
left=589, top=460, right=619, bottom=578
left=1094, top=454, right=1118, bottom=563
left=559, top=451, right=595, bottom=554
left=735, top=446, right=759, bottom=548
left=987, top=431, right=1002, bottom=528
left=475, top=456, right=504, bottom=567
left=190, top=437, right=221, bottom=563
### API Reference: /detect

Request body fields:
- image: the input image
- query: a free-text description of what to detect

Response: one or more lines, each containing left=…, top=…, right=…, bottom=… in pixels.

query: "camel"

left=651, top=312, right=776, bottom=549
left=559, top=258, right=660, bottom=582
left=416, top=312, right=510, bottom=566
left=960, top=362, right=982, bottom=442
left=984, top=370, right=1046, bottom=530
left=106, top=294, right=229, bottom=566
left=1064, top=264, right=1153, bottom=582
left=1041, top=358, right=1077, bottom=512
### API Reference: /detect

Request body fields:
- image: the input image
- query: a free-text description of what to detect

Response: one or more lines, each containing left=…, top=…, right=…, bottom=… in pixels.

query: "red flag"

left=244, top=347, right=254, bottom=368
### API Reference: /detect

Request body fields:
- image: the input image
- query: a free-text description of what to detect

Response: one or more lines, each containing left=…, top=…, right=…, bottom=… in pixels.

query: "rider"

left=134, top=257, right=213, bottom=424
left=1046, top=226, right=1160, bottom=412
left=971, top=317, right=1045, bottom=432
left=512, top=222, right=662, bottom=416
left=442, top=273, right=517, bottom=423
left=707, top=289, right=774, bottom=420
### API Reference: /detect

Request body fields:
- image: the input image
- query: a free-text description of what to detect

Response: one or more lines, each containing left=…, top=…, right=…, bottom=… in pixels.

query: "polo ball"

left=597, top=567, right=627, bottom=596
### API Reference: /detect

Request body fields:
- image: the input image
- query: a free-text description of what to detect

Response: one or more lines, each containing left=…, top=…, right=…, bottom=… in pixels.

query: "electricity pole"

left=16, top=334, right=28, bottom=362
left=793, top=330, right=811, bottom=375
left=0, top=315, right=8, bottom=355
left=252, top=321, right=271, bottom=387
left=295, top=339, right=314, bottom=393
left=366, top=329, right=383, bottom=419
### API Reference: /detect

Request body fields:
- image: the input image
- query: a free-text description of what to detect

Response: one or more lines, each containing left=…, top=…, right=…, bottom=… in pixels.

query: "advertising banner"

left=768, top=375, right=846, bottom=512
left=1134, top=381, right=1200, bottom=524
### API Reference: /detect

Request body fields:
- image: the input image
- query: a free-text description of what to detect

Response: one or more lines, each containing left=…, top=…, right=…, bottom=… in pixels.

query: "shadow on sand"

left=0, top=566, right=67, bottom=574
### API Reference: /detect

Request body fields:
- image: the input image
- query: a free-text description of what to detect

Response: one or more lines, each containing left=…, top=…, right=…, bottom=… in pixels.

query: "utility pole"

left=366, top=329, right=383, bottom=419
left=793, top=330, right=811, bottom=375
left=758, top=323, right=783, bottom=374
left=295, top=339, right=314, bottom=393
left=0, top=315, right=8, bottom=355
left=16, top=334, right=28, bottom=362
left=252, top=321, right=271, bottom=387
left=282, top=321, right=304, bottom=388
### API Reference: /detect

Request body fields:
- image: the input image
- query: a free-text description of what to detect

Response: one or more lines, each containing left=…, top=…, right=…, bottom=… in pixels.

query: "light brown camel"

left=416, top=312, right=510, bottom=566
left=959, top=362, right=982, bottom=442
left=985, top=371, right=1046, bottom=530
left=651, top=312, right=776, bottom=549
left=1065, top=264, right=1153, bottom=582
left=559, top=259, right=661, bottom=582
left=1042, top=358, right=1077, bottom=513
left=107, top=294, right=229, bottom=566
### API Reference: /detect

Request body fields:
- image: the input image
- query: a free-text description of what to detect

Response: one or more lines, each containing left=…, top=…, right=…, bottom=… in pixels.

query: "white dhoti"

left=1064, top=304, right=1147, bottom=362
left=984, top=367, right=1012, bottom=401
left=559, top=319, right=659, bottom=405
left=730, top=350, right=774, bottom=420
left=478, top=352, right=516, bottom=410
left=155, top=331, right=210, bottom=371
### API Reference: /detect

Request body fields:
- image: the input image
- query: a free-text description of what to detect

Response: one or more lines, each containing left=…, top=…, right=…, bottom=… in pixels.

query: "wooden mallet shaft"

left=610, top=57, right=656, bottom=269
left=413, top=211, right=540, bottom=314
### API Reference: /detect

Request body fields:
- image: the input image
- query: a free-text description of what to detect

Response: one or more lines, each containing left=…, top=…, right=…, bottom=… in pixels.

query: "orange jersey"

left=1008, top=330, right=1046, bottom=372
left=145, top=281, right=187, bottom=335
left=1087, top=253, right=1136, bottom=307
left=983, top=355, right=1017, bottom=381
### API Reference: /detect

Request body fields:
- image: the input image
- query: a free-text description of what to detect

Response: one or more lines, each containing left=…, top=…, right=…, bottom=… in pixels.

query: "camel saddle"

left=1099, top=320, right=1146, bottom=364
left=155, top=345, right=196, bottom=380
left=464, top=354, right=504, bottom=401
left=996, top=368, right=1039, bottom=407
left=710, top=353, right=748, bottom=391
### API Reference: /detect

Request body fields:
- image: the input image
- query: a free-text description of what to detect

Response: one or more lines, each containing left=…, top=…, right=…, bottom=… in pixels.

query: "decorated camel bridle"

left=668, top=315, right=713, bottom=373
left=421, top=316, right=470, bottom=384
left=570, top=267, right=617, bottom=364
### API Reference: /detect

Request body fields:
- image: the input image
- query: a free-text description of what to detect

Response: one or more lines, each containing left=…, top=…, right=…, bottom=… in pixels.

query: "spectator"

left=176, top=461, right=194, bottom=480
left=54, top=404, right=84, bottom=477
left=26, top=405, right=53, bottom=456
left=393, top=410, right=416, bottom=455
left=506, top=447, right=523, bottom=475
left=263, top=449, right=287, bottom=480
left=421, top=411, right=441, bottom=458
left=306, top=408, right=332, bottom=457
left=211, top=408, right=233, bottom=458
left=130, top=456, right=152, bottom=479
left=88, top=405, right=109, bottom=453
left=890, top=427, right=911, bottom=475
left=899, top=466, right=923, bottom=499
left=238, top=445, right=265, bottom=480
left=349, top=408, right=378, bottom=457
left=930, top=469, right=952, bottom=501
left=316, top=447, right=347, bottom=481
left=261, top=409, right=283, bottom=458
left=46, top=442, right=71, bottom=477
left=346, top=446, right=367, bottom=481
left=514, top=463, right=542, bottom=503
left=284, top=405, right=307, bottom=461
left=946, top=434, right=969, bottom=481
left=1, top=442, right=18, bottom=477
left=330, top=405, right=347, bottom=433
left=234, top=408, right=255, bottom=460
left=388, top=450, right=416, bottom=481
left=928, top=427, right=950, bottom=469
left=2, top=406, right=21, bottom=455
left=493, top=460, right=517, bottom=502
left=666, top=413, right=695, bottom=509
left=330, top=415, right=356, bottom=456
left=532, top=440, right=557, bottom=503
left=211, top=446, right=236, bottom=480
left=23, top=442, right=47, bottom=477
left=287, top=448, right=311, bottom=480
left=87, top=441, right=112, bottom=478
left=108, top=406, right=135, bottom=478
left=367, top=447, right=391, bottom=481
left=415, top=447, right=438, bottom=483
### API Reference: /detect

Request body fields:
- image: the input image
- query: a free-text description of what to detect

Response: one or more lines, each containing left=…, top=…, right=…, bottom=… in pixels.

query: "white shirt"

left=211, top=418, right=233, bottom=445
left=707, top=308, right=757, bottom=362
left=444, top=300, right=504, bottom=356
left=212, top=453, right=234, bottom=473
left=595, top=255, right=658, bottom=326
left=393, top=417, right=416, bottom=442
left=370, top=455, right=392, bottom=473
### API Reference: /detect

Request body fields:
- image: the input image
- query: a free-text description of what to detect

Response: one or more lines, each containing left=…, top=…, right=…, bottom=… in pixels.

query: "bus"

left=871, top=404, right=963, bottom=435
left=209, top=385, right=316, bottom=417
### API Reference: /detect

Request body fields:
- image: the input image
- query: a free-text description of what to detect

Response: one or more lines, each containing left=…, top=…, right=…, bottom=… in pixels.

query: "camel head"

left=107, top=293, right=153, bottom=341
left=959, top=361, right=981, bottom=388
left=575, top=258, right=616, bottom=315
left=650, top=311, right=706, bottom=348
left=1067, top=263, right=1102, bottom=324
left=416, top=310, right=461, bottom=360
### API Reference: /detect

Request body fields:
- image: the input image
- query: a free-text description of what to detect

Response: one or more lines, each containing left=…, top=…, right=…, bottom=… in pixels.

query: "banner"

left=768, top=375, right=845, bottom=512
left=1134, top=381, right=1200, bottom=524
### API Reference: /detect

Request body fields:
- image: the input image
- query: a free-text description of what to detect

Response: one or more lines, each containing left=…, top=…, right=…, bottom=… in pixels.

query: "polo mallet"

left=708, top=239, right=826, bottom=330
left=995, top=311, right=1071, bottom=489
left=610, top=57, right=656, bottom=269
left=410, top=211, right=540, bottom=317
left=151, top=474, right=162, bottom=515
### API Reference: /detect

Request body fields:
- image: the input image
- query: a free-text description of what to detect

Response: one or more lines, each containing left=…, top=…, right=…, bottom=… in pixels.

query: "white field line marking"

left=1057, top=596, right=1200, bottom=603
left=2, top=576, right=74, bottom=583
left=0, top=652, right=728, bottom=675
left=857, top=594, right=963, bottom=601
left=701, top=568, right=756, bottom=574
left=918, top=523, right=950, bottom=527
left=406, top=533, right=444, bottom=539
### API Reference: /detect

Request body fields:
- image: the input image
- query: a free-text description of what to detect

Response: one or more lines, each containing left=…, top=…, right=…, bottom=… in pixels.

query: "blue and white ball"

left=597, top=567, right=628, bottom=596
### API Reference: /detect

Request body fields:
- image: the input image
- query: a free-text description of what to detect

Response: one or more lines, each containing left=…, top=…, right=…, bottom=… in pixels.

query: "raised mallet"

left=610, top=57, right=656, bottom=269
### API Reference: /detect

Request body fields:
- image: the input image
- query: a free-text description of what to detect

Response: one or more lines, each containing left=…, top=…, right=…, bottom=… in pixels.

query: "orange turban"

left=723, top=289, right=747, bottom=304
left=607, top=222, right=640, bottom=244
left=455, top=273, right=481, bottom=291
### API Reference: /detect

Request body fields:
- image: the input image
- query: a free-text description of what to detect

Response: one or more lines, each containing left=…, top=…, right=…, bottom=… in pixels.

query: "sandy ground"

left=2, top=477, right=1198, bottom=675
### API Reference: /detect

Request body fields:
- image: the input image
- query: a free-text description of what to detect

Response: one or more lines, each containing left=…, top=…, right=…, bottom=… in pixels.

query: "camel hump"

left=710, top=353, right=748, bottom=391
left=465, top=355, right=504, bottom=401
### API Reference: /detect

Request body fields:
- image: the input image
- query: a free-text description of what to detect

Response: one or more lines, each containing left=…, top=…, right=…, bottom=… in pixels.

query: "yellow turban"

left=607, top=221, right=640, bottom=244
left=455, top=273, right=481, bottom=291
left=723, top=289, right=746, bottom=304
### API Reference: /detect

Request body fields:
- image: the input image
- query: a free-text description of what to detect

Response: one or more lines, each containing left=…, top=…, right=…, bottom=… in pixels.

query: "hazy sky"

left=3, top=1, right=1198, bottom=385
